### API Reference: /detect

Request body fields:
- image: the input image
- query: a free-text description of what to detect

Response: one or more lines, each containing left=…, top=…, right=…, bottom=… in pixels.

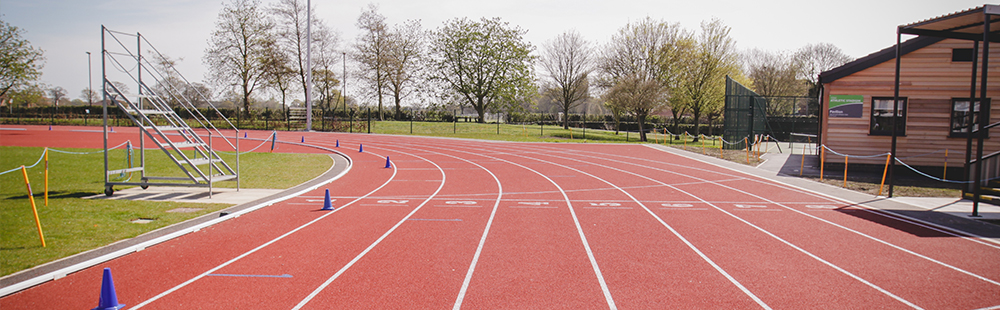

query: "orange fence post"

left=943, top=149, right=948, bottom=181
left=878, top=153, right=891, bottom=196
left=719, top=137, right=724, bottom=159
left=744, top=137, right=750, bottom=164
left=800, top=143, right=806, bottom=176
left=21, top=166, right=46, bottom=247
left=843, top=155, right=849, bottom=188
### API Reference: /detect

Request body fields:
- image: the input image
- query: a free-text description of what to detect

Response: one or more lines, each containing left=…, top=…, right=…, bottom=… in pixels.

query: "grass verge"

left=1, top=146, right=331, bottom=276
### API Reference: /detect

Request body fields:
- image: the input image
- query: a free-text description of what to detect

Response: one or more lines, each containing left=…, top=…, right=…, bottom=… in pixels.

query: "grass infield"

left=0, top=146, right=331, bottom=276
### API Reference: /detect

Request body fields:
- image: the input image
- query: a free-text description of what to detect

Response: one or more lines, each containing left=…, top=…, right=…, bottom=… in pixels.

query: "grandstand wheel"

left=105, top=186, right=114, bottom=197
left=141, top=184, right=149, bottom=190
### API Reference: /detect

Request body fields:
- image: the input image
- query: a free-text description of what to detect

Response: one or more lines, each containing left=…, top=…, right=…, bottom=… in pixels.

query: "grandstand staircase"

left=101, top=27, right=239, bottom=196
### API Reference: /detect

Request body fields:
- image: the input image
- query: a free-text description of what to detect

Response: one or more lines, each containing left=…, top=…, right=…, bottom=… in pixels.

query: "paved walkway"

left=755, top=151, right=1000, bottom=222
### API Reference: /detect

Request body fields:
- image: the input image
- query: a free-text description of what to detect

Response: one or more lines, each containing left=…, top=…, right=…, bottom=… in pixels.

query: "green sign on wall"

left=829, top=95, right=863, bottom=118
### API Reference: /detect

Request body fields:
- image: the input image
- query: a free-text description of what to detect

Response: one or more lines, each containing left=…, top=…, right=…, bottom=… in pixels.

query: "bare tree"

left=353, top=4, right=390, bottom=120
left=385, top=19, right=424, bottom=120
left=50, top=86, right=65, bottom=107
left=541, top=30, right=594, bottom=129
left=312, top=23, right=342, bottom=120
left=272, top=0, right=321, bottom=108
left=794, top=43, right=853, bottom=96
left=204, top=0, right=275, bottom=120
left=599, top=18, right=690, bottom=141
left=743, top=48, right=806, bottom=115
left=262, top=43, right=297, bottom=118
left=602, top=74, right=667, bottom=136
left=675, top=19, right=741, bottom=141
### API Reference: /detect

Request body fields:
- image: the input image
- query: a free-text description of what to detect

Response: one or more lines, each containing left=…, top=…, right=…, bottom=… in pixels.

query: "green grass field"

left=0, top=146, right=331, bottom=276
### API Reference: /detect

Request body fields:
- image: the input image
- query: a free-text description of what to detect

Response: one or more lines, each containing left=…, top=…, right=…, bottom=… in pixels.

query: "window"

left=952, top=48, right=974, bottom=62
left=951, top=98, right=991, bottom=138
left=869, top=97, right=906, bottom=136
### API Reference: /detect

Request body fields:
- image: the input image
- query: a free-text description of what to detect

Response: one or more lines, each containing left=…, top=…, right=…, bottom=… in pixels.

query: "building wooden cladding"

left=821, top=39, right=1000, bottom=167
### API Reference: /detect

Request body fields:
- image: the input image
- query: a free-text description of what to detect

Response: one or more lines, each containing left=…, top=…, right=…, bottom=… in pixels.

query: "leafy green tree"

left=0, top=20, right=44, bottom=99
left=430, top=17, right=535, bottom=123
left=675, top=18, right=741, bottom=141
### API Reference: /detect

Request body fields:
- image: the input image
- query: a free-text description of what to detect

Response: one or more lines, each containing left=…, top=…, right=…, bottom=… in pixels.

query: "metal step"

left=168, top=141, right=204, bottom=149
left=134, top=109, right=171, bottom=115
left=144, top=125, right=186, bottom=132
left=185, top=158, right=220, bottom=166
left=107, top=167, right=144, bottom=175
left=199, top=174, right=238, bottom=183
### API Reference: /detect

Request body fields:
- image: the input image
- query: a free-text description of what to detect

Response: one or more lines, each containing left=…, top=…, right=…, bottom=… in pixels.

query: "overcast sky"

left=0, top=0, right=989, bottom=102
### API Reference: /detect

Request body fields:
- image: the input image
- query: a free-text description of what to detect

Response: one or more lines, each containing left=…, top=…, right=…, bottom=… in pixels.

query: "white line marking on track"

left=131, top=152, right=398, bottom=309
left=973, top=305, right=1000, bottom=310
left=292, top=153, right=446, bottom=309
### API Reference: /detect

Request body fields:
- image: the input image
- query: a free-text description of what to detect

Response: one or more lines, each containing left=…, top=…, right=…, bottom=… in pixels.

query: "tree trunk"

left=638, top=113, right=647, bottom=142
left=692, top=109, right=701, bottom=142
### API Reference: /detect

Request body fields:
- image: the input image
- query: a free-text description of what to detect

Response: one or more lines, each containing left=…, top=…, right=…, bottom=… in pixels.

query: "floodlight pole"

left=305, top=0, right=313, bottom=131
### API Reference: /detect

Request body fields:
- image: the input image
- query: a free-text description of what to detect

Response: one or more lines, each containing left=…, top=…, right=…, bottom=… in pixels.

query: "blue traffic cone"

left=321, top=189, right=334, bottom=211
left=336, top=140, right=339, bottom=147
left=49, top=125, right=52, bottom=131
left=301, top=136, right=304, bottom=143
left=93, top=268, right=125, bottom=310
left=385, top=156, right=391, bottom=168
left=359, top=144, right=363, bottom=152
left=244, top=132, right=247, bottom=138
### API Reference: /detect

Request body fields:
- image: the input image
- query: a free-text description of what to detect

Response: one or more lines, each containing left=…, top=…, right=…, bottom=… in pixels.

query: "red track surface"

left=2, top=125, right=1000, bottom=309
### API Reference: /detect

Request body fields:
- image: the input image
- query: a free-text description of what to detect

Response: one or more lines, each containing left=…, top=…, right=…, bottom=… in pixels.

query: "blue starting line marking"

left=407, top=219, right=463, bottom=221
left=207, top=273, right=293, bottom=278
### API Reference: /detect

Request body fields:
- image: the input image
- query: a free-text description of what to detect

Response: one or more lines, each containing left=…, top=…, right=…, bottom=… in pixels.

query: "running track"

left=2, top=125, right=1000, bottom=309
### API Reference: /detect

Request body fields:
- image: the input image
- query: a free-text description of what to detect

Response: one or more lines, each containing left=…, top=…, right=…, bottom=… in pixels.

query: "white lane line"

left=451, top=157, right=503, bottom=310
left=131, top=151, right=397, bottom=309
left=444, top=151, right=618, bottom=310
left=641, top=145, right=1000, bottom=249
left=639, top=146, right=1000, bottom=287
left=292, top=152, right=446, bottom=310
left=500, top=153, right=769, bottom=309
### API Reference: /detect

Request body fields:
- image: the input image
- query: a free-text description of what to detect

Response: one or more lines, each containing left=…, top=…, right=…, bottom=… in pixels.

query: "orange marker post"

left=21, top=166, right=46, bottom=247
left=800, top=143, right=806, bottom=176
left=943, top=149, right=948, bottom=181
left=701, top=136, right=706, bottom=155
left=744, top=137, right=750, bottom=164
left=719, top=137, right=724, bottom=159
left=878, top=153, right=891, bottom=196
left=843, top=155, right=849, bottom=188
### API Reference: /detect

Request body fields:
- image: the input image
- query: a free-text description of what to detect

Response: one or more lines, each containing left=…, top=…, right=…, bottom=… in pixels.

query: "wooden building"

left=819, top=7, right=1000, bottom=171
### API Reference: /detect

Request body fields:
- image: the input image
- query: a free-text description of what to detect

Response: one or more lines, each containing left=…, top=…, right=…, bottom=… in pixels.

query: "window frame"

left=950, top=98, right=991, bottom=138
left=869, top=97, right=907, bottom=136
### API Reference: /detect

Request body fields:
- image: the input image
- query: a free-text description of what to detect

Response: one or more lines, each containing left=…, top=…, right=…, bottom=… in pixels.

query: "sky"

left=0, top=0, right=990, bottom=102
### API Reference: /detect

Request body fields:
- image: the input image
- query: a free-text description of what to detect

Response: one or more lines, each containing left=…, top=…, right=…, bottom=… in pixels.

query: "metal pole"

left=305, top=0, right=313, bottom=131
left=102, top=26, right=109, bottom=192
left=973, top=14, right=991, bottom=218
left=888, top=28, right=902, bottom=198
left=87, top=51, right=93, bottom=125
left=964, top=41, right=979, bottom=197
left=367, top=107, right=371, bottom=134
left=342, top=51, right=347, bottom=119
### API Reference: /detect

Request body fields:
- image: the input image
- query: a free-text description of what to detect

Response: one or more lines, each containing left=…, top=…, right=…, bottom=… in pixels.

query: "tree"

left=9, top=83, right=45, bottom=108
left=599, top=18, right=690, bottom=141
left=262, top=42, right=297, bottom=119
left=743, top=48, right=807, bottom=115
left=204, top=0, right=275, bottom=120
left=50, top=86, right=66, bottom=107
left=430, top=17, right=535, bottom=123
left=0, top=20, right=45, bottom=99
left=794, top=43, right=852, bottom=97
left=272, top=0, right=322, bottom=112
left=353, top=4, right=390, bottom=120
left=385, top=19, right=424, bottom=120
left=675, top=19, right=741, bottom=141
left=540, top=30, right=594, bottom=129
left=311, top=23, right=342, bottom=121
left=602, top=74, right=667, bottom=138
left=80, top=87, right=98, bottom=105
